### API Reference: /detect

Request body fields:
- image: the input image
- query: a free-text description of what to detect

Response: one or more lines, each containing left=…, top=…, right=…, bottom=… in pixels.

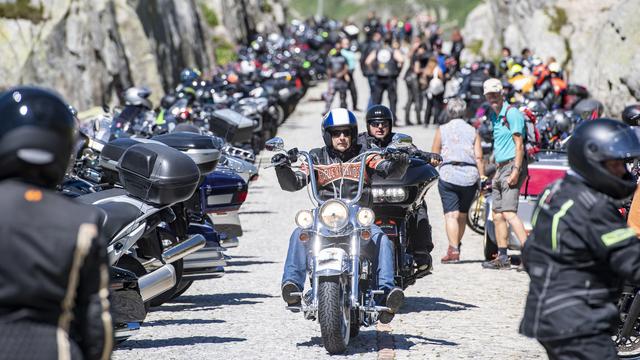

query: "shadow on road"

left=227, top=260, right=276, bottom=266
left=153, top=292, right=275, bottom=312
left=392, top=333, right=459, bottom=349
left=144, top=318, right=225, bottom=327
left=296, top=330, right=377, bottom=355
left=400, top=297, right=477, bottom=314
left=120, top=336, right=246, bottom=349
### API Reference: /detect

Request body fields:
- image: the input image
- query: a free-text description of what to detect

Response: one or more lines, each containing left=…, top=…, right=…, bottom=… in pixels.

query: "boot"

left=440, top=246, right=460, bottom=263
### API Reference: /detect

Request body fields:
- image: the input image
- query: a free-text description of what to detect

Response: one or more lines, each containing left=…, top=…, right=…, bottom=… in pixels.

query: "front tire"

left=318, top=277, right=350, bottom=354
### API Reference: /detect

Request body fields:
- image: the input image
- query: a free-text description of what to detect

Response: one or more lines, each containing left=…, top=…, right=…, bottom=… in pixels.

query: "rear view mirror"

left=265, top=137, right=285, bottom=152
left=390, top=133, right=413, bottom=149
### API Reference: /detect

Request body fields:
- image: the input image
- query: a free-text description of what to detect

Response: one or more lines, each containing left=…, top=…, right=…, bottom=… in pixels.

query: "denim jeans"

left=281, top=224, right=395, bottom=292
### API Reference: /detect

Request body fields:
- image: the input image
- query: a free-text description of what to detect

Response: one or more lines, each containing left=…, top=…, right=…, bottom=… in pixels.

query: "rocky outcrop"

left=0, top=0, right=285, bottom=110
left=462, top=0, right=640, bottom=116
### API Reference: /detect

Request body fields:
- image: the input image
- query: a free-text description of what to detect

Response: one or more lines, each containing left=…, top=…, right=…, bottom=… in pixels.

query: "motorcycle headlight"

left=295, top=210, right=314, bottom=229
left=319, top=200, right=349, bottom=230
left=372, top=187, right=408, bottom=203
left=356, top=208, right=375, bottom=227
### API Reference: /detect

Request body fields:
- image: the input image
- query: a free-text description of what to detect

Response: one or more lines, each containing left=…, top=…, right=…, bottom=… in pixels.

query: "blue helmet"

left=180, top=68, right=200, bottom=85
left=321, top=108, right=358, bottom=148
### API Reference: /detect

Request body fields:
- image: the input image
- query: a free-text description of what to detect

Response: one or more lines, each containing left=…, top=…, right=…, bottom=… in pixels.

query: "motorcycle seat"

left=76, top=189, right=143, bottom=240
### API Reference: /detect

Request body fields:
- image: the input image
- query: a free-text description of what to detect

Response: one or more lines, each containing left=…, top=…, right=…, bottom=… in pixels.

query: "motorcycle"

left=370, top=148, right=439, bottom=289
left=265, top=134, right=413, bottom=354
left=614, top=283, right=640, bottom=358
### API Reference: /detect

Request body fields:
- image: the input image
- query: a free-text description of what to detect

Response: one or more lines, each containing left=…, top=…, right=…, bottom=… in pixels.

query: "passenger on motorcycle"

left=358, top=105, right=441, bottom=269
left=520, top=118, right=640, bottom=359
left=275, top=108, right=409, bottom=323
left=0, top=87, right=112, bottom=359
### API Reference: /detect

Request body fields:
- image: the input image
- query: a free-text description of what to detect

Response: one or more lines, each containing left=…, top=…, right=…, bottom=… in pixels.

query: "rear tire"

left=483, top=228, right=498, bottom=261
left=170, top=280, right=194, bottom=300
left=149, top=229, right=184, bottom=307
left=318, top=277, right=350, bottom=354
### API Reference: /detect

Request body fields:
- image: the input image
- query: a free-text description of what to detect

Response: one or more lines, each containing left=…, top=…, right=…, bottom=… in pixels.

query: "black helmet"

left=0, top=86, right=76, bottom=188
left=622, top=104, right=640, bottom=126
left=321, top=108, right=358, bottom=148
left=365, top=104, right=393, bottom=133
left=551, top=110, right=572, bottom=134
left=568, top=118, right=640, bottom=199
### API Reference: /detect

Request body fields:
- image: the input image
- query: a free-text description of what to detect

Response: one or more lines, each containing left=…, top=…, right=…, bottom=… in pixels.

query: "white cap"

left=483, top=78, right=503, bottom=95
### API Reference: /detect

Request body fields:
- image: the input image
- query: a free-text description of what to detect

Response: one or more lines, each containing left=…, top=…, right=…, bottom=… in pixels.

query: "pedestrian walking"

left=481, top=78, right=529, bottom=269
left=340, top=37, right=359, bottom=111
left=422, top=56, right=445, bottom=125
left=431, top=98, right=485, bottom=262
left=403, top=39, right=427, bottom=125
left=366, top=33, right=404, bottom=125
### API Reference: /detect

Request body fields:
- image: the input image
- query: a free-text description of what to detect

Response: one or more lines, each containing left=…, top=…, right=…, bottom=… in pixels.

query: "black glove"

left=271, top=153, right=290, bottom=168
left=429, top=153, right=443, bottom=164
left=389, top=151, right=409, bottom=164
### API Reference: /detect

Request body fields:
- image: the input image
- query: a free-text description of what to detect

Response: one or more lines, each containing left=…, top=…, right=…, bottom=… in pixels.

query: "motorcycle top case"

left=152, top=132, right=222, bottom=176
left=100, top=137, right=162, bottom=184
left=117, top=143, right=200, bottom=206
left=209, top=109, right=254, bottom=144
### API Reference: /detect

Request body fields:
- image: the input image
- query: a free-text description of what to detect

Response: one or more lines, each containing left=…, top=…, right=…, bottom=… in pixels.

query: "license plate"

left=207, top=194, right=233, bottom=206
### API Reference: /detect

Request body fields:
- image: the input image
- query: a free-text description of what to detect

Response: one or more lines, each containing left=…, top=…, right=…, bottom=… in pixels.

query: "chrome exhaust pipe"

left=139, top=264, right=176, bottom=302
left=162, top=234, right=206, bottom=264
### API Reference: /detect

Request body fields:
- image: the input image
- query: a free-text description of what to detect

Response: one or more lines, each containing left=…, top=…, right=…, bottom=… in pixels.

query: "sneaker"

left=281, top=281, right=301, bottom=306
left=385, top=288, right=405, bottom=313
left=378, top=311, right=395, bottom=324
left=482, top=256, right=511, bottom=270
left=415, top=252, right=433, bottom=272
left=440, top=247, right=460, bottom=263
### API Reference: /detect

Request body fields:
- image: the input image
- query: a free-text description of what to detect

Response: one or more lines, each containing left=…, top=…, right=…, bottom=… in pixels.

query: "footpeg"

left=371, top=290, right=384, bottom=295
left=290, top=292, right=302, bottom=298
left=286, top=305, right=302, bottom=313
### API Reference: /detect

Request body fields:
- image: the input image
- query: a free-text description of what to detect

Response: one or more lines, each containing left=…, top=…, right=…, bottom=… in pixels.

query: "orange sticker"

left=24, top=189, right=43, bottom=202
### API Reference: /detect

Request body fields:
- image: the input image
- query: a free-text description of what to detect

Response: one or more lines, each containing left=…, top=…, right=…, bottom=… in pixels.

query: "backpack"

left=502, top=105, right=541, bottom=163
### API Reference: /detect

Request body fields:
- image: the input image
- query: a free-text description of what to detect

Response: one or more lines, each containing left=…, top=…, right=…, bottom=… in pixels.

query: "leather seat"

left=76, top=189, right=143, bottom=240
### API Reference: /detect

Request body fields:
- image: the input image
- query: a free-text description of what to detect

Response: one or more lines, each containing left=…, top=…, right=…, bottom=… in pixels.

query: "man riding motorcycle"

left=0, top=87, right=112, bottom=359
left=358, top=105, right=441, bottom=270
left=275, top=108, right=409, bottom=323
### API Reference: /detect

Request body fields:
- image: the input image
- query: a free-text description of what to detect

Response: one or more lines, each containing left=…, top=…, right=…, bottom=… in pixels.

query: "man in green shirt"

left=482, top=78, right=529, bottom=269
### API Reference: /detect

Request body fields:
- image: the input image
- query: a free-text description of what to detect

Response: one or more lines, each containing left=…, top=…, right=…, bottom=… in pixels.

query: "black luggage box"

left=152, top=132, right=222, bottom=176
left=100, top=138, right=162, bottom=184
left=209, top=109, right=255, bottom=144
left=117, top=143, right=200, bottom=206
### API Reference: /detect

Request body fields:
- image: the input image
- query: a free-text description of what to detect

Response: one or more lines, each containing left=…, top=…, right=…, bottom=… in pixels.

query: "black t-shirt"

left=329, top=54, right=348, bottom=78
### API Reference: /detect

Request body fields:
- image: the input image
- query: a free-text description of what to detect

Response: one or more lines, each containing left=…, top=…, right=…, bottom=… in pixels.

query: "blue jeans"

left=281, top=224, right=395, bottom=292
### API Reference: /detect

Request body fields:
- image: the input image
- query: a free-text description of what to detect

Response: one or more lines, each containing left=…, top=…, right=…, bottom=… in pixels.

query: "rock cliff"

left=0, top=0, right=286, bottom=110
left=462, top=0, right=639, bottom=116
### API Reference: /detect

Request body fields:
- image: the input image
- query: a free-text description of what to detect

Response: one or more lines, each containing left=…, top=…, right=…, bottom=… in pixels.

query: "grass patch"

left=200, top=2, right=219, bottom=27
left=0, top=0, right=44, bottom=23
left=467, top=38, right=483, bottom=55
left=545, top=5, right=567, bottom=34
left=213, top=36, right=236, bottom=65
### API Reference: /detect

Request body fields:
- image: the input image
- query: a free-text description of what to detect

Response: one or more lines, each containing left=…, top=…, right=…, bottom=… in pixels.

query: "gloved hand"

left=389, top=151, right=409, bottom=165
left=271, top=153, right=290, bottom=168
left=428, top=153, right=443, bottom=166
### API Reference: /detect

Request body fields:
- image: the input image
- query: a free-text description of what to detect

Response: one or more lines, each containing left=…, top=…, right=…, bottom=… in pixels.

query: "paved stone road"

left=114, top=66, right=545, bottom=359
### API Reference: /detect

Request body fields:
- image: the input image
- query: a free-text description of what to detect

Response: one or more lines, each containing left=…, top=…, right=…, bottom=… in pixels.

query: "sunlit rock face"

left=462, top=0, right=639, bottom=116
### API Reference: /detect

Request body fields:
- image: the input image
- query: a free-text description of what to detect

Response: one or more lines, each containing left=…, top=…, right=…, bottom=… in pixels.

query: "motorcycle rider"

left=458, top=62, right=490, bottom=118
left=365, top=33, right=405, bottom=124
left=324, top=44, right=350, bottom=114
left=0, top=87, right=112, bottom=359
left=359, top=105, right=441, bottom=270
left=520, top=118, right=640, bottom=359
left=275, top=108, right=409, bottom=323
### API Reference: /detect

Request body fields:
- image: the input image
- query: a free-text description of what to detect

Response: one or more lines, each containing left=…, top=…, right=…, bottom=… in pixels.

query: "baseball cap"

left=483, top=78, right=503, bottom=95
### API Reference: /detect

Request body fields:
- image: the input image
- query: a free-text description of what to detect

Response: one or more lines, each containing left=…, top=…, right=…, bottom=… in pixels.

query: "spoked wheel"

left=616, top=292, right=640, bottom=358
left=467, top=192, right=486, bottom=234
left=318, top=276, right=351, bottom=354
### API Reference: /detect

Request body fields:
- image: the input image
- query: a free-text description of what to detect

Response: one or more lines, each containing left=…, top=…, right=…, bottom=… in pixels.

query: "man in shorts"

left=482, top=78, right=528, bottom=269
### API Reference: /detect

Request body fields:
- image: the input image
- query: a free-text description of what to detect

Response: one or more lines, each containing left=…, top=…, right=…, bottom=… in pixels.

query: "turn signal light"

left=360, top=229, right=371, bottom=240
left=299, top=232, right=310, bottom=242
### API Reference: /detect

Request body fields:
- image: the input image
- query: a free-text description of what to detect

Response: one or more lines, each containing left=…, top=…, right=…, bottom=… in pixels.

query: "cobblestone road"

left=114, top=68, right=545, bottom=359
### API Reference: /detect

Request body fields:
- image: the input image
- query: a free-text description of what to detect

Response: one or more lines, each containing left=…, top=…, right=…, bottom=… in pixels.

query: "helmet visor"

left=597, top=127, right=640, bottom=161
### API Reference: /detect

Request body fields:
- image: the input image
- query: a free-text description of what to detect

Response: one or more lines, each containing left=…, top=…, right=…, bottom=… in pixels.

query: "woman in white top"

left=431, top=98, right=485, bottom=263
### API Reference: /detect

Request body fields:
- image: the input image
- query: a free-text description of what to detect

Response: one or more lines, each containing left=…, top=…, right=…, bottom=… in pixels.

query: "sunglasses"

left=329, top=128, right=351, bottom=138
left=368, top=120, right=390, bottom=128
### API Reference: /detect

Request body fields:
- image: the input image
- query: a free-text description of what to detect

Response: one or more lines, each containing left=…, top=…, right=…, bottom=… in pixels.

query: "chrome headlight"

left=372, top=187, right=408, bottom=203
left=356, top=208, right=375, bottom=227
left=319, top=200, right=349, bottom=230
left=295, top=210, right=314, bottom=229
